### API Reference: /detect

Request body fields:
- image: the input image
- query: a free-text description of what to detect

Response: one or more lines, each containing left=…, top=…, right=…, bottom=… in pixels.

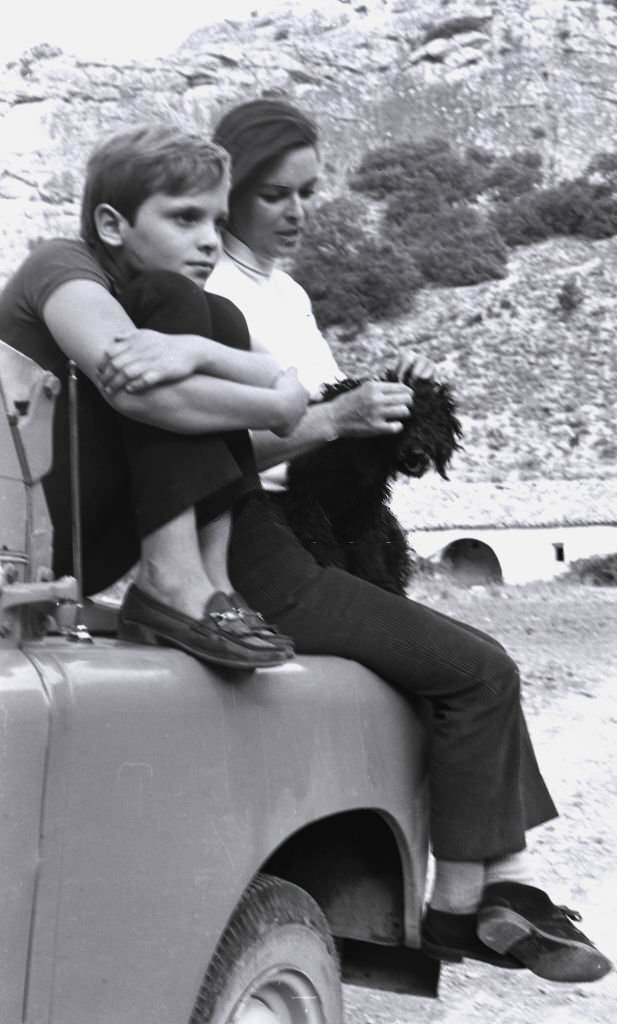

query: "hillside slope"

left=328, top=233, right=617, bottom=489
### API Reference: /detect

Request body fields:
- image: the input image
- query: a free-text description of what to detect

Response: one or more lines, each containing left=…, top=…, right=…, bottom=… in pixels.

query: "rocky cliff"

left=3, top=0, right=617, bottom=282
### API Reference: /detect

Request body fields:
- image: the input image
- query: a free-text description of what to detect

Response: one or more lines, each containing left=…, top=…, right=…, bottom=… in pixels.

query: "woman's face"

left=230, top=145, right=319, bottom=260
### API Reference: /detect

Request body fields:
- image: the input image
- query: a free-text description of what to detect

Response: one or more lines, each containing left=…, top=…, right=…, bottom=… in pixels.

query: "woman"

left=199, top=98, right=611, bottom=981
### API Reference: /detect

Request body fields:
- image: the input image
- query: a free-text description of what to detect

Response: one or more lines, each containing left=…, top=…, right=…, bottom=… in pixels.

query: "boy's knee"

left=123, top=268, right=200, bottom=304
left=120, top=270, right=211, bottom=329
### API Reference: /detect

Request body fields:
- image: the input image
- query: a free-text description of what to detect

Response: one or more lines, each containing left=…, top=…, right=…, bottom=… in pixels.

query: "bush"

left=351, top=137, right=483, bottom=203
left=492, top=195, right=553, bottom=246
left=557, top=274, right=584, bottom=313
left=536, top=181, right=617, bottom=237
left=493, top=180, right=617, bottom=246
left=385, top=183, right=445, bottom=223
left=585, top=150, right=617, bottom=189
left=482, top=150, right=544, bottom=201
left=575, top=189, right=617, bottom=239
left=564, top=552, right=617, bottom=586
left=465, top=144, right=496, bottom=169
left=292, top=197, right=423, bottom=329
left=403, top=207, right=509, bottom=287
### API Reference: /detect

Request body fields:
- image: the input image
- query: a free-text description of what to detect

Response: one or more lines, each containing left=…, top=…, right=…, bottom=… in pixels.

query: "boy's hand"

left=97, top=330, right=200, bottom=395
left=271, top=368, right=309, bottom=437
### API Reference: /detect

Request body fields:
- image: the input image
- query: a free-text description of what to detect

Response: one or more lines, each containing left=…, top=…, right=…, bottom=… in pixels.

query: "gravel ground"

left=344, top=581, right=617, bottom=1024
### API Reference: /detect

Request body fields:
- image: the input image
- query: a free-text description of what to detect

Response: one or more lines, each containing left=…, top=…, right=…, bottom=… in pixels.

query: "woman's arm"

left=251, top=402, right=337, bottom=469
left=252, top=379, right=414, bottom=470
left=43, top=280, right=306, bottom=435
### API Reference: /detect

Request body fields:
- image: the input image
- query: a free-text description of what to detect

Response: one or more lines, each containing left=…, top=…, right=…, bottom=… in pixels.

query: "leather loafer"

left=118, top=585, right=292, bottom=670
left=229, top=591, right=295, bottom=654
left=422, top=907, right=524, bottom=969
left=477, top=882, right=613, bottom=983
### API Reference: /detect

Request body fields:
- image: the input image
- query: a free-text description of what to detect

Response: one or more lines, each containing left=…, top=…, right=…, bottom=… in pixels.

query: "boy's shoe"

left=118, top=585, right=292, bottom=670
left=229, top=591, right=295, bottom=655
left=422, top=907, right=524, bottom=969
left=477, top=882, right=613, bottom=983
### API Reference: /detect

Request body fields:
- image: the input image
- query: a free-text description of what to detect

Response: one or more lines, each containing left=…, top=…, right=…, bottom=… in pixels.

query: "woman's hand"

left=271, top=368, right=310, bottom=437
left=328, top=380, right=413, bottom=438
left=395, top=348, right=439, bottom=382
left=96, top=330, right=202, bottom=395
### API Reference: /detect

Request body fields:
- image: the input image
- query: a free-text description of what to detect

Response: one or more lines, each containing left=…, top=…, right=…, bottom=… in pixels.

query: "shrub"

left=482, top=150, right=544, bottom=201
left=351, top=137, right=483, bottom=203
left=351, top=138, right=447, bottom=198
left=576, top=189, right=617, bottom=239
left=403, top=207, right=509, bottom=287
left=535, top=181, right=617, bottom=237
left=585, top=150, right=617, bottom=189
left=292, top=197, right=423, bottom=329
left=493, top=180, right=617, bottom=246
left=564, top=552, right=617, bottom=586
left=492, top=195, right=552, bottom=246
left=557, top=275, right=584, bottom=313
left=465, top=144, right=496, bottom=169
left=388, top=182, right=448, bottom=223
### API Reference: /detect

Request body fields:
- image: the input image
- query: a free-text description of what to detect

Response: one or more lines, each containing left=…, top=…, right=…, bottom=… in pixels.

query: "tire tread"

left=190, top=872, right=339, bottom=1022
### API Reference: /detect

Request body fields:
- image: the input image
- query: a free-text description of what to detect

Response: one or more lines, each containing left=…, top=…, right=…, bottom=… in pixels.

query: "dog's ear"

left=393, top=375, right=463, bottom=479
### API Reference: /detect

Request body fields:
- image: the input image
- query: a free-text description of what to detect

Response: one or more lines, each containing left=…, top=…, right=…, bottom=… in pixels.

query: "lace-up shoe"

left=422, top=907, right=525, bottom=969
left=477, top=882, right=612, bottom=982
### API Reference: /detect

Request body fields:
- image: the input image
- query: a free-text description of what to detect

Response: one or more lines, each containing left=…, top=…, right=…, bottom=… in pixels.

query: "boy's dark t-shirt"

left=0, top=239, right=134, bottom=585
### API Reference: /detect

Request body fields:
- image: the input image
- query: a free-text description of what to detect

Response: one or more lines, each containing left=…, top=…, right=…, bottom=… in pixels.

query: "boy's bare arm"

left=96, top=325, right=283, bottom=394
left=43, top=280, right=306, bottom=435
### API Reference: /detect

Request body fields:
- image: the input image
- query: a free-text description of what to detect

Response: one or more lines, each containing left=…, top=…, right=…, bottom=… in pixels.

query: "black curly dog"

left=279, top=371, right=462, bottom=595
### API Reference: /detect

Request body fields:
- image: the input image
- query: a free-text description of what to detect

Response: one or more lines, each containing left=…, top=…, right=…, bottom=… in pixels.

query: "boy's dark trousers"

left=60, top=270, right=260, bottom=595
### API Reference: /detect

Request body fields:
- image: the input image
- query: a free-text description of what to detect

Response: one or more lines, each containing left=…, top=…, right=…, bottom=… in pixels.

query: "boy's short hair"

left=81, top=123, right=230, bottom=249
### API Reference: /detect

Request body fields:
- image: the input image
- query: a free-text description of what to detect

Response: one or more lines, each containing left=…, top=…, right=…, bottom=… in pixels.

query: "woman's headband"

left=213, top=99, right=317, bottom=192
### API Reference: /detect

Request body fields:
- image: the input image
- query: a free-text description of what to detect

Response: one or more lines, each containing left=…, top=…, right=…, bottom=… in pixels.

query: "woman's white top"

left=206, top=231, right=341, bottom=490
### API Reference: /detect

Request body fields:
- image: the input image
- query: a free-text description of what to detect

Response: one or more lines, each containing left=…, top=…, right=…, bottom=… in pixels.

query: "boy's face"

left=118, top=181, right=229, bottom=286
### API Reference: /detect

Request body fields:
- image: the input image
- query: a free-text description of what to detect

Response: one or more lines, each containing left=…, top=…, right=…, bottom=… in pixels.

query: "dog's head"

left=391, top=369, right=462, bottom=479
left=319, top=369, right=462, bottom=482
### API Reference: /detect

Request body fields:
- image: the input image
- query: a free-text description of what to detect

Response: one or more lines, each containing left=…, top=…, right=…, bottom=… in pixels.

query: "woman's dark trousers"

left=228, top=492, right=558, bottom=862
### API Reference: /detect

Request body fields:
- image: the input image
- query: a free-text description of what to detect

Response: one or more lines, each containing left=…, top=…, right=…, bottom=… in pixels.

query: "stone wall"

left=2, top=0, right=617, bottom=284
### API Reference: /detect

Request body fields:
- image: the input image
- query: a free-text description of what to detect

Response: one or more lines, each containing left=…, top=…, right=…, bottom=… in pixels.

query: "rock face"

left=2, top=0, right=617, bottom=284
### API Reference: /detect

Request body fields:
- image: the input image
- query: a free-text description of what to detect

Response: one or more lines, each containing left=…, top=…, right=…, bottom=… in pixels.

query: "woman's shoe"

left=118, top=585, right=291, bottom=669
left=477, top=882, right=613, bottom=983
left=422, top=907, right=525, bottom=969
left=228, top=590, right=295, bottom=655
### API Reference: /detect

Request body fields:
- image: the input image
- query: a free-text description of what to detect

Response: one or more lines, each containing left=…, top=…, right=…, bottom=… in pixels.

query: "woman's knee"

left=484, top=648, right=521, bottom=704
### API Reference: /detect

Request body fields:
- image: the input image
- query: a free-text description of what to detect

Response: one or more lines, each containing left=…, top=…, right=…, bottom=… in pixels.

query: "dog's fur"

left=280, top=370, right=462, bottom=595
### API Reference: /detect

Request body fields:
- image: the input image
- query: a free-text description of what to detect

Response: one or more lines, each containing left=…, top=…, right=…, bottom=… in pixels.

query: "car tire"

left=190, top=872, right=343, bottom=1023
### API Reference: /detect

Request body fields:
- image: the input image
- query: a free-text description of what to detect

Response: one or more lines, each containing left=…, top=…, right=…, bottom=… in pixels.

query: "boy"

left=0, top=123, right=308, bottom=668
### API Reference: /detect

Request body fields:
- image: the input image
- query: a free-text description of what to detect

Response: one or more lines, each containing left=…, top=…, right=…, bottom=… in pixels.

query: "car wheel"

left=190, top=872, right=343, bottom=1023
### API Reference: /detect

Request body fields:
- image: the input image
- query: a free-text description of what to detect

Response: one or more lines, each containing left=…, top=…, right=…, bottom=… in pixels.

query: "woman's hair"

left=213, top=98, right=317, bottom=198
left=80, top=123, right=230, bottom=253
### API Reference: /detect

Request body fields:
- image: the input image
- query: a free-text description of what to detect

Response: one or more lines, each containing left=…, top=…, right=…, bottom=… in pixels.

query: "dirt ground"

left=344, top=581, right=617, bottom=1024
